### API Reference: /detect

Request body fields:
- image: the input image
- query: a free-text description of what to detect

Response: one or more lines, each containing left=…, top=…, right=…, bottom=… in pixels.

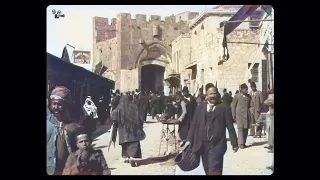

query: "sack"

left=175, top=144, right=201, bottom=172
left=140, top=129, right=146, bottom=141
left=175, top=156, right=205, bottom=175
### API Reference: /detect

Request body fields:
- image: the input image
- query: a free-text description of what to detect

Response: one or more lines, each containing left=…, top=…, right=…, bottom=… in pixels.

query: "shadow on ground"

left=247, top=141, right=267, bottom=148
left=144, top=121, right=158, bottom=124
left=132, top=152, right=178, bottom=167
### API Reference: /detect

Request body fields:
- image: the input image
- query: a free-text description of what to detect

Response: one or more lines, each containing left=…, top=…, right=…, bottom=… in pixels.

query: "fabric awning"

left=184, top=62, right=197, bottom=69
left=47, top=52, right=114, bottom=87
left=222, top=5, right=260, bottom=35
left=165, top=73, right=180, bottom=87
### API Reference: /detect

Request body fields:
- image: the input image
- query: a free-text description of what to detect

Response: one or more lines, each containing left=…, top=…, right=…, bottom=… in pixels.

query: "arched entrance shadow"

left=134, top=41, right=172, bottom=69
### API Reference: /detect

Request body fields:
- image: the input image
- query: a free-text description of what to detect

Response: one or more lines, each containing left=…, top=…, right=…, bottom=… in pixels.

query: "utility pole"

left=268, top=8, right=274, bottom=90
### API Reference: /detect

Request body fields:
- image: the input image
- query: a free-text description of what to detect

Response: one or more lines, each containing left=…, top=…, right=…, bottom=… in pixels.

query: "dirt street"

left=92, top=116, right=273, bottom=175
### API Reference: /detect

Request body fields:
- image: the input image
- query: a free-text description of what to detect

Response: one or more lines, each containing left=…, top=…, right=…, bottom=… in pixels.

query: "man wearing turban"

left=47, top=86, right=83, bottom=175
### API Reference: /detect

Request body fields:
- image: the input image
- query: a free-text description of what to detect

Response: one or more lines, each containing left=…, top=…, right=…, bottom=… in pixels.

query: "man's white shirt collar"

left=207, top=102, right=215, bottom=112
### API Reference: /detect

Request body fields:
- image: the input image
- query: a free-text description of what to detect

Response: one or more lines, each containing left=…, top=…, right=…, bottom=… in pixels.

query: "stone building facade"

left=172, top=5, right=270, bottom=95
left=93, top=12, right=198, bottom=92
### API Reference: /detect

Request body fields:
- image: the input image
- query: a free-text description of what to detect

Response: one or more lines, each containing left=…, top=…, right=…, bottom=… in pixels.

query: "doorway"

left=141, top=64, right=165, bottom=92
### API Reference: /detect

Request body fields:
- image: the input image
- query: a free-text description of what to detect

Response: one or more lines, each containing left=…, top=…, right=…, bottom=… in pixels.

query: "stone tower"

left=93, top=11, right=198, bottom=92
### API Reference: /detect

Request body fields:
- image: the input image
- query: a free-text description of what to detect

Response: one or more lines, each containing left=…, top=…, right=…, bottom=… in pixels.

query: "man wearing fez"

left=232, top=83, right=252, bottom=149
left=249, top=82, right=264, bottom=136
left=183, top=83, right=238, bottom=175
left=47, top=86, right=83, bottom=175
left=221, top=88, right=233, bottom=108
left=182, top=86, right=197, bottom=120
left=111, top=89, right=120, bottom=112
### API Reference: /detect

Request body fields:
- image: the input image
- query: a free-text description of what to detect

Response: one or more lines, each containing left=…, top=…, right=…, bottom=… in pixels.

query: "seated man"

left=63, top=130, right=111, bottom=175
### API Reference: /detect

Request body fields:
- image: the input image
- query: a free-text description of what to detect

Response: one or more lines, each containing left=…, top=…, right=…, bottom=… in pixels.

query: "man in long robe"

left=232, top=84, right=252, bottom=149
left=47, top=86, right=83, bottom=175
left=249, top=82, right=264, bottom=136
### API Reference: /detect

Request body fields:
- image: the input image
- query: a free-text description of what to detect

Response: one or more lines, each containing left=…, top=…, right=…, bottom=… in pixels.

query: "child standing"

left=63, top=130, right=111, bottom=175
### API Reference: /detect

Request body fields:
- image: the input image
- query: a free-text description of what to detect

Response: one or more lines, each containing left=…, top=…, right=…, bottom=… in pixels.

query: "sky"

left=46, top=5, right=217, bottom=63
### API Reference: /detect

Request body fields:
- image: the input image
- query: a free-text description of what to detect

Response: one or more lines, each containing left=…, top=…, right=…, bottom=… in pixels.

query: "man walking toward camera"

left=183, top=83, right=238, bottom=175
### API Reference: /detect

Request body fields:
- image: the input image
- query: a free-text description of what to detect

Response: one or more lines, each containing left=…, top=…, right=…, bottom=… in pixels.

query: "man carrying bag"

left=178, top=83, right=239, bottom=175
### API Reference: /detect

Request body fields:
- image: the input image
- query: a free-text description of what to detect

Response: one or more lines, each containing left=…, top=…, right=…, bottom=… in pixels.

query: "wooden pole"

left=224, top=19, right=274, bottom=24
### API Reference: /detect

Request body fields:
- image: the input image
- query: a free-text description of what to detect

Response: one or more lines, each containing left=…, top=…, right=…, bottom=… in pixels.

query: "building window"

left=191, top=67, right=197, bottom=80
left=201, top=69, right=204, bottom=84
left=201, top=24, right=204, bottom=30
left=194, top=31, right=197, bottom=35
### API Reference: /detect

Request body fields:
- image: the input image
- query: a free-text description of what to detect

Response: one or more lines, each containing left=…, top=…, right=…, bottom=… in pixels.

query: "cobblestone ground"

left=93, top=116, right=273, bottom=175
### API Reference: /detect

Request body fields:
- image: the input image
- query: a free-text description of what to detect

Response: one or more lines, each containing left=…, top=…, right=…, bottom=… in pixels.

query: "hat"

left=182, top=86, right=189, bottom=93
left=250, top=82, right=256, bottom=88
left=205, top=83, right=215, bottom=92
left=240, top=83, right=248, bottom=90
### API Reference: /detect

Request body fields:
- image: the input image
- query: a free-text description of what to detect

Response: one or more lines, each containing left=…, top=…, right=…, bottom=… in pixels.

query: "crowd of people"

left=46, top=80, right=274, bottom=175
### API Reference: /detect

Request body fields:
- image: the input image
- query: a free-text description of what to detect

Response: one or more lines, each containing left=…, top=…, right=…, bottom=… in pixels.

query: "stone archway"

left=134, top=41, right=172, bottom=68
left=138, top=59, right=170, bottom=92
left=135, top=41, right=173, bottom=92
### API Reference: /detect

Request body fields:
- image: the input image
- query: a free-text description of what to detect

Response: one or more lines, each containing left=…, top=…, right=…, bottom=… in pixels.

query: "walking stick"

left=108, top=123, right=117, bottom=152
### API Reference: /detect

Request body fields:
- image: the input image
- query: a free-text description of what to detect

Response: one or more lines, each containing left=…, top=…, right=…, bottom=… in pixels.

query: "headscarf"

left=112, top=95, right=140, bottom=128
left=50, top=86, right=72, bottom=104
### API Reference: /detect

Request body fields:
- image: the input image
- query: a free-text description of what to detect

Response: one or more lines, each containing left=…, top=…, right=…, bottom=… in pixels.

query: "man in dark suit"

left=137, top=91, right=150, bottom=122
left=182, top=86, right=197, bottom=122
left=183, top=83, right=238, bottom=175
left=221, top=88, right=233, bottom=107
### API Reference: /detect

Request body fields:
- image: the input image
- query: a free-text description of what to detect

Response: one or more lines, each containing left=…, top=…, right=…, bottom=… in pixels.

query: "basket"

left=175, top=144, right=200, bottom=171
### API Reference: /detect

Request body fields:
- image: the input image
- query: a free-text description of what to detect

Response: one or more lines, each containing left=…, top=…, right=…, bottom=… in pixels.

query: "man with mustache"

left=183, top=83, right=238, bottom=175
left=47, top=86, right=83, bottom=175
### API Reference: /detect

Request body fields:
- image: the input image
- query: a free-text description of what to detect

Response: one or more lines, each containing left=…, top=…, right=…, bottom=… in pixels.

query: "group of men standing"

left=179, top=82, right=274, bottom=175
left=46, top=81, right=274, bottom=175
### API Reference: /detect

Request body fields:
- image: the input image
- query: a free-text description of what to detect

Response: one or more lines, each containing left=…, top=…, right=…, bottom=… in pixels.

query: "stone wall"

left=178, top=15, right=262, bottom=95
left=93, top=17, right=117, bottom=66
left=216, top=29, right=261, bottom=94
left=93, top=12, right=195, bottom=91
left=172, top=33, right=192, bottom=73
left=120, top=69, right=138, bottom=92
left=116, top=13, right=190, bottom=70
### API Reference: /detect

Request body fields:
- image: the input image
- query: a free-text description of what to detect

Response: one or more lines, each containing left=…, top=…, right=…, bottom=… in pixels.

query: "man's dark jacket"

left=187, top=101, right=238, bottom=153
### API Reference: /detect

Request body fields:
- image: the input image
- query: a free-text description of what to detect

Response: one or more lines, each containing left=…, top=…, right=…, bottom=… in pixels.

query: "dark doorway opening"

left=141, top=64, right=165, bottom=93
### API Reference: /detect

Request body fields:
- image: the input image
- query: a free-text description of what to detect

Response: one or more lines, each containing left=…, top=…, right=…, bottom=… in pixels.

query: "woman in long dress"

left=111, top=95, right=144, bottom=163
